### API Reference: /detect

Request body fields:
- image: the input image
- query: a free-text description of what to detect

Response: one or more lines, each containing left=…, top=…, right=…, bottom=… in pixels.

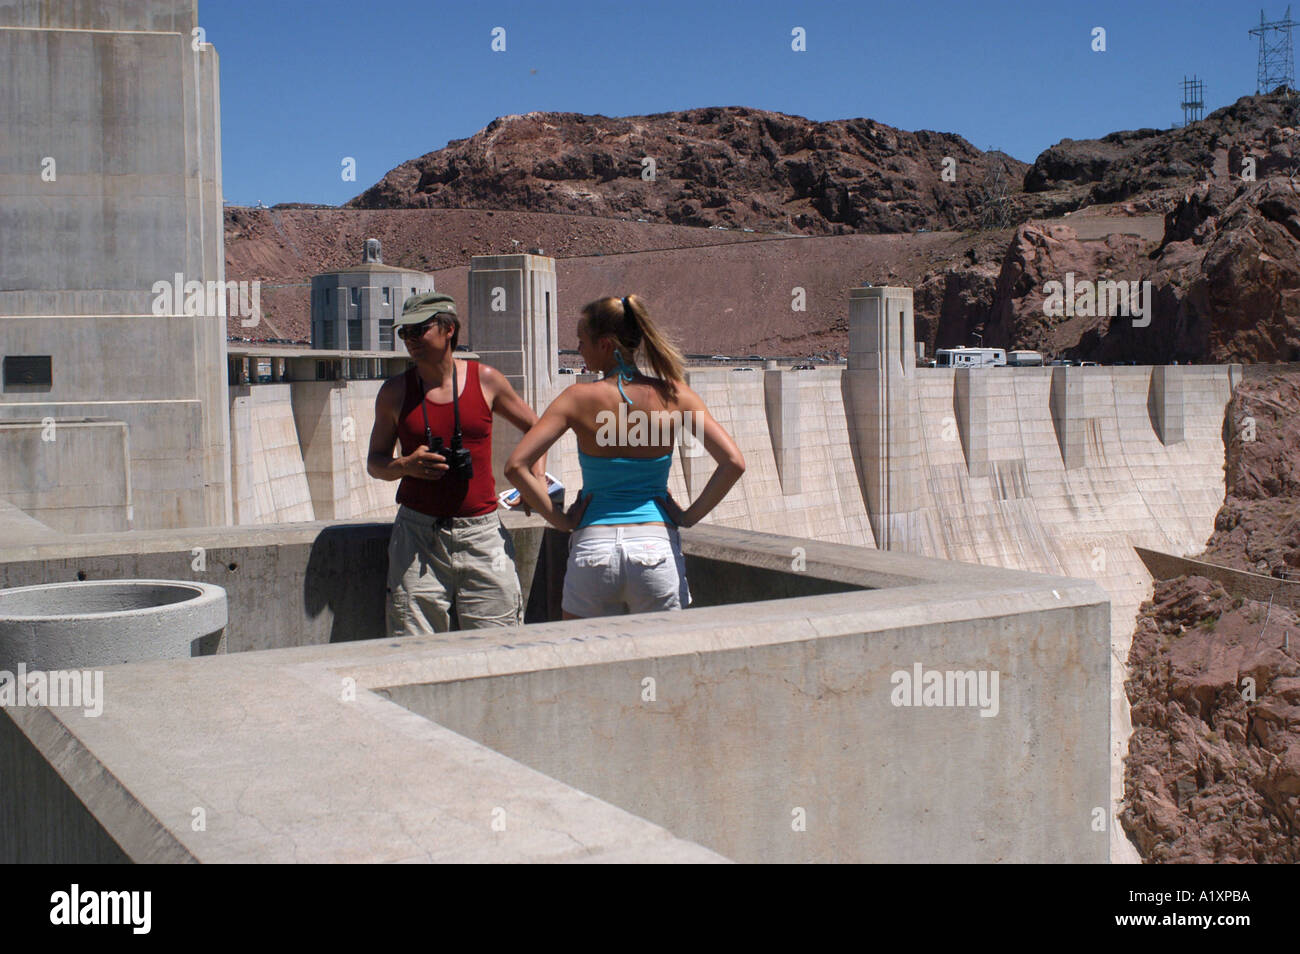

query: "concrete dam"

left=0, top=0, right=1238, bottom=863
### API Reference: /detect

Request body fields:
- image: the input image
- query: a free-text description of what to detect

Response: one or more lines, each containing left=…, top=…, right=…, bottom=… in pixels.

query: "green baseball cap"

left=396, top=291, right=458, bottom=329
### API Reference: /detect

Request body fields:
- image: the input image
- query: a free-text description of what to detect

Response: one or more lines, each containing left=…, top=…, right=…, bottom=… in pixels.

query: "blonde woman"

left=505, top=295, right=745, bottom=618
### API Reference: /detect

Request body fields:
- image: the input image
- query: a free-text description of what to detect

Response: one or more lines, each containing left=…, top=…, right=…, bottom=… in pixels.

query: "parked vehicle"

left=934, top=347, right=1006, bottom=368
left=1007, top=350, right=1044, bottom=367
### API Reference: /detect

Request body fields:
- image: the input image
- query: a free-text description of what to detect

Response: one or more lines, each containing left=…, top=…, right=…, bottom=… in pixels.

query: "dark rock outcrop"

left=1123, top=576, right=1300, bottom=863
left=347, top=107, right=1027, bottom=236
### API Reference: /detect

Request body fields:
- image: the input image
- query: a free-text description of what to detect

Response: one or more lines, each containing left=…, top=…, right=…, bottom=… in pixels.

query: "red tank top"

left=395, top=361, right=498, bottom=517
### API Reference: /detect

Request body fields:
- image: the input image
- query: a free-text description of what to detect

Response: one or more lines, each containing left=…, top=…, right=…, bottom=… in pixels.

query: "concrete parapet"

left=1134, top=546, right=1300, bottom=610
left=1147, top=365, right=1184, bottom=446
left=0, top=513, right=561, bottom=653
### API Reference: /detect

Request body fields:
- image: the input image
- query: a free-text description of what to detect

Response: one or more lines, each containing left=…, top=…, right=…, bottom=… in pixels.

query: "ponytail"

left=583, top=295, right=685, bottom=397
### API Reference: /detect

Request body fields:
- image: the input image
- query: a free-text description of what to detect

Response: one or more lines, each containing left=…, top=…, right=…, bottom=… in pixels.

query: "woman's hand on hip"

left=657, top=492, right=694, bottom=528
left=554, top=492, right=592, bottom=533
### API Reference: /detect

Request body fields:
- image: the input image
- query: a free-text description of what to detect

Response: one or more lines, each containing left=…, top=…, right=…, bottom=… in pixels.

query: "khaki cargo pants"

left=386, top=505, right=523, bottom=636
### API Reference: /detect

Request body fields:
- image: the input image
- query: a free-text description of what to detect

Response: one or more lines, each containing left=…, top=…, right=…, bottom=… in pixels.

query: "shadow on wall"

left=840, top=374, right=874, bottom=527
left=297, top=521, right=861, bottom=642
left=302, top=525, right=391, bottom=643
left=301, top=522, right=569, bottom=642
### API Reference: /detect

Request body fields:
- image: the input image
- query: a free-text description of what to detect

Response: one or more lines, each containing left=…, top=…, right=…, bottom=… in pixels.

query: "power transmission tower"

left=1180, top=76, right=1205, bottom=127
left=1251, top=7, right=1296, bottom=93
left=978, top=150, right=1013, bottom=231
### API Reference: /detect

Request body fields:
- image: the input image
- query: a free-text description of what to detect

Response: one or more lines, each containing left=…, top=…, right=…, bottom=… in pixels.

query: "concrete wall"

left=0, top=516, right=552, bottom=652
left=1135, top=546, right=1300, bottom=610
left=222, top=363, right=1232, bottom=645
left=18, top=353, right=1229, bottom=864
left=0, top=709, right=132, bottom=863
left=230, top=384, right=314, bottom=524
left=0, top=420, right=131, bottom=533
left=388, top=600, right=1106, bottom=863
left=0, top=518, right=859, bottom=655
left=0, top=0, right=230, bottom=531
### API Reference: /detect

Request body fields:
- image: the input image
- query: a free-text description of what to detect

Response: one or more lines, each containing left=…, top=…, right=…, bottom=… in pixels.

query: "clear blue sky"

left=205, top=0, right=1272, bottom=206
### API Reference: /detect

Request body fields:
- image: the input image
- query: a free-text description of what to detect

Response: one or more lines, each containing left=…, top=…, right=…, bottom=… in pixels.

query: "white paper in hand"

left=499, top=472, right=565, bottom=509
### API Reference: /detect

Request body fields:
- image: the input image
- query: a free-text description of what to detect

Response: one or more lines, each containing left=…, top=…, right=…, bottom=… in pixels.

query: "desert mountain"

left=226, top=93, right=1300, bottom=363
left=346, top=106, right=1026, bottom=236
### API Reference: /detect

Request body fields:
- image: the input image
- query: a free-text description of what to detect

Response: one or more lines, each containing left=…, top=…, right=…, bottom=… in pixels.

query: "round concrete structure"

left=0, top=580, right=227, bottom=671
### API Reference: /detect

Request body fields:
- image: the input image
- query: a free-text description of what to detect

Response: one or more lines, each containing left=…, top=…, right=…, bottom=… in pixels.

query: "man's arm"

left=367, top=377, right=446, bottom=482
left=479, top=364, right=546, bottom=478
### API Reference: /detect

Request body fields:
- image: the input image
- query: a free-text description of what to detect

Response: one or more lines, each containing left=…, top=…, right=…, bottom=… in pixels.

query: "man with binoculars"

left=367, top=292, right=547, bottom=636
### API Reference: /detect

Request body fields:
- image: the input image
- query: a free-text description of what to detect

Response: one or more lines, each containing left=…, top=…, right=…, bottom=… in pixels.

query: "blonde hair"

left=581, top=295, right=685, bottom=397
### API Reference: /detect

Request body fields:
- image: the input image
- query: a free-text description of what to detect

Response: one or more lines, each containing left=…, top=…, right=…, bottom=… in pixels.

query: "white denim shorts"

left=562, top=524, right=691, bottom=618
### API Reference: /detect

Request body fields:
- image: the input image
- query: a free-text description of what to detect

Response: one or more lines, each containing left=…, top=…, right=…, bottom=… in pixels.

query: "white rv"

left=934, top=347, right=1006, bottom=368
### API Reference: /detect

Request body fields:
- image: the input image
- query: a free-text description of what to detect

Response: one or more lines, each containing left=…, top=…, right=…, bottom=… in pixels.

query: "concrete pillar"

left=0, top=0, right=233, bottom=530
left=953, top=367, right=989, bottom=478
left=469, top=254, right=559, bottom=489
left=229, top=389, right=255, bottom=521
left=290, top=382, right=349, bottom=520
left=1147, top=365, right=1184, bottom=446
left=843, top=286, right=920, bottom=550
left=1050, top=366, right=1085, bottom=471
left=763, top=368, right=801, bottom=495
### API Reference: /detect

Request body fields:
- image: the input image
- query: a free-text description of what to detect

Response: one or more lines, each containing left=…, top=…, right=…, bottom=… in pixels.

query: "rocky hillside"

left=1122, top=575, right=1300, bottom=863
left=1199, top=368, right=1300, bottom=578
left=920, top=93, right=1300, bottom=363
left=226, top=92, right=1300, bottom=361
left=1025, top=93, right=1299, bottom=202
left=346, top=106, right=1027, bottom=236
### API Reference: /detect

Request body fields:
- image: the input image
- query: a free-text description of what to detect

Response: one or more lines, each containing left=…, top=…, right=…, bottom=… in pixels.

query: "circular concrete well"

left=0, top=580, right=227, bottom=671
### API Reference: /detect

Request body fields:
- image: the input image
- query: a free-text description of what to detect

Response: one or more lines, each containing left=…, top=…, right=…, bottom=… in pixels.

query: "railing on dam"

left=226, top=346, right=481, bottom=385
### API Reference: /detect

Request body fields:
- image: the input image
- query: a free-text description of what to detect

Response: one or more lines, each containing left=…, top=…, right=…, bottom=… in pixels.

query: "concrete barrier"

left=0, top=523, right=1110, bottom=863
left=1134, top=547, right=1300, bottom=610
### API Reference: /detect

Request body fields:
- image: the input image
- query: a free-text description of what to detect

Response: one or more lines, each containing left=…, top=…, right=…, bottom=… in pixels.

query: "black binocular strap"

left=418, top=362, right=464, bottom=445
